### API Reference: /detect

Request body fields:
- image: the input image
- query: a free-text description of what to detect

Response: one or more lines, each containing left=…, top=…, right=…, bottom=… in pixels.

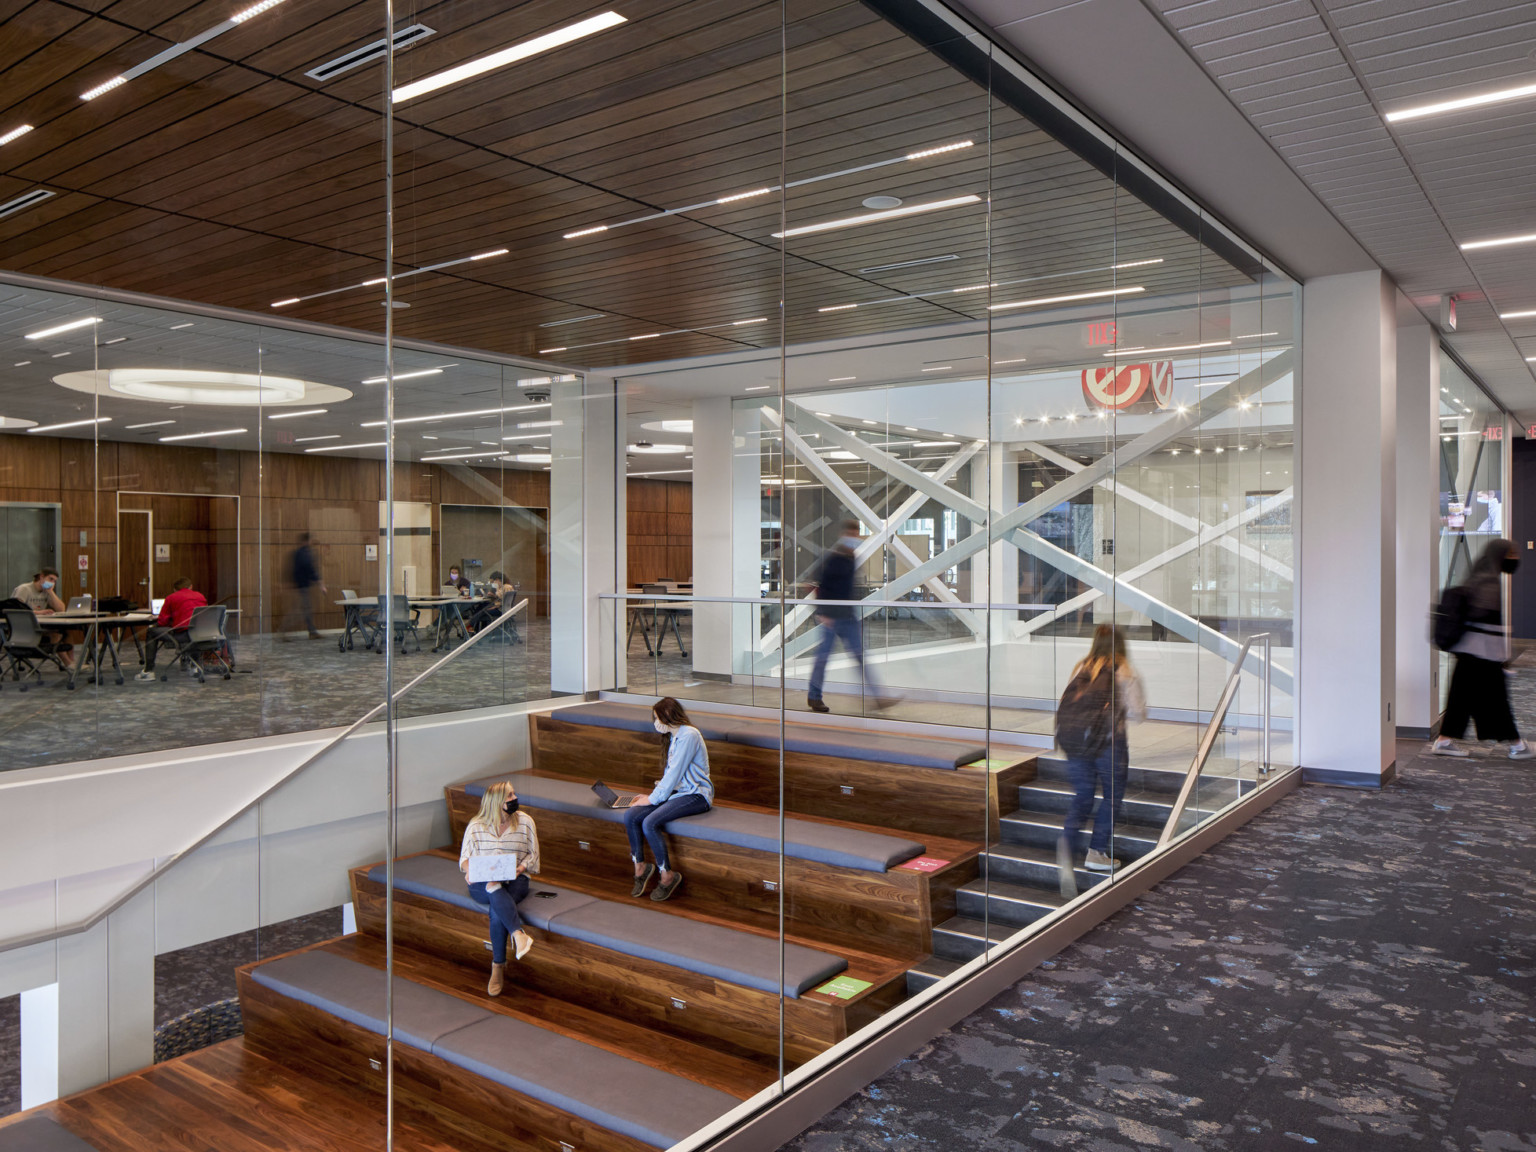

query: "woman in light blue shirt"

left=626, top=697, right=714, bottom=902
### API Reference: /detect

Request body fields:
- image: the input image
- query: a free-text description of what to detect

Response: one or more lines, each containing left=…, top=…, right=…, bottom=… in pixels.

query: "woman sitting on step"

left=459, top=780, right=540, bottom=996
left=625, top=697, right=714, bottom=902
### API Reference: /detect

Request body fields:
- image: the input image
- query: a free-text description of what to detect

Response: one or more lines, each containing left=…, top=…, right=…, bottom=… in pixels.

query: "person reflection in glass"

left=805, top=520, right=891, bottom=714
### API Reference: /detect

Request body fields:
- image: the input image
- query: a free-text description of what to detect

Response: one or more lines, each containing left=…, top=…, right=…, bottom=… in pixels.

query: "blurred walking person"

left=805, top=520, right=888, bottom=714
left=1055, top=624, right=1145, bottom=895
left=287, top=532, right=325, bottom=640
left=1432, top=538, right=1532, bottom=759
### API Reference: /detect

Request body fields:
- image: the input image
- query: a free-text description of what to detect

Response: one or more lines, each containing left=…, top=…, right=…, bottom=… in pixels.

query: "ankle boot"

left=487, top=962, right=506, bottom=996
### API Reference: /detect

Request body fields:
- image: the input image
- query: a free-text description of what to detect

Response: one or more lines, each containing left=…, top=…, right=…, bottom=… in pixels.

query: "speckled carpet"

left=786, top=736, right=1536, bottom=1150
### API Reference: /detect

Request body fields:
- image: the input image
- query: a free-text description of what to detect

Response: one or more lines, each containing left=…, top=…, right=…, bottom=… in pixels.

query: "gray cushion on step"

left=726, top=719, right=985, bottom=770
left=0, top=1116, right=99, bottom=1152
left=249, top=950, right=489, bottom=1051
left=431, top=1015, right=737, bottom=1148
left=465, top=773, right=924, bottom=872
left=549, top=701, right=735, bottom=742
left=550, top=901, right=846, bottom=997
left=367, top=854, right=598, bottom=931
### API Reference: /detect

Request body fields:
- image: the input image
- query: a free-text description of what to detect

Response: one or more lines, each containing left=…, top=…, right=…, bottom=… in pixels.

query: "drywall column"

left=1396, top=319, right=1440, bottom=734
left=989, top=442, right=1019, bottom=639
left=550, top=374, right=622, bottom=693
left=692, top=397, right=734, bottom=678
left=1298, top=270, right=1397, bottom=784
left=733, top=404, right=763, bottom=676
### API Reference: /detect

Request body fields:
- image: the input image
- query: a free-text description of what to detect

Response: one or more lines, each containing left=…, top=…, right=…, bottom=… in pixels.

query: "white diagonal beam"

left=1018, top=488, right=1292, bottom=634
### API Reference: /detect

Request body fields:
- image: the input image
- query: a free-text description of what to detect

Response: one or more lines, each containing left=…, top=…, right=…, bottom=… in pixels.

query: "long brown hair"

left=1073, top=624, right=1129, bottom=683
left=652, top=696, right=691, bottom=728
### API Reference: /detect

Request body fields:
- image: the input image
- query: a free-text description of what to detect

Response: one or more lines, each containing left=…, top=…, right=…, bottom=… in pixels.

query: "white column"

left=692, top=397, right=733, bottom=678
left=20, top=983, right=58, bottom=1108
left=732, top=404, right=762, bottom=676
left=989, top=442, right=1018, bottom=638
left=550, top=374, right=621, bottom=694
left=1396, top=319, right=1440, bottom=733
left=1298, top=270, right=1397, bottom=784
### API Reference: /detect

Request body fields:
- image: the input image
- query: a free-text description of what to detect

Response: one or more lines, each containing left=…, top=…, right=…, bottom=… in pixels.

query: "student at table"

left=11, top=568, right=74, bottom=667
left=134, top=577, right=207, bottom=682
left=466, top=572, right=511, bottom=634
left=445, top=565, right=472, bottom=595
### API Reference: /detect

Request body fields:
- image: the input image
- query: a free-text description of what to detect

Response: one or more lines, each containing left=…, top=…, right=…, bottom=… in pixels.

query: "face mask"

left=653, top=718, right=668, bottom=733
left=503, top=798, right=520, bottom=815
left=839, top=536, right=859, bottom=551
left=1503, top=556, right=1520, bottom=574
left=40, top=580, right=54, bottom=590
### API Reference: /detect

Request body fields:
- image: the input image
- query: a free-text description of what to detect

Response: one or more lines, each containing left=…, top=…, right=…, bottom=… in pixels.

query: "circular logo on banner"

left=1081, top=361, right=1176, bottom=411
left=1149, top=360, right=1174, bottom=408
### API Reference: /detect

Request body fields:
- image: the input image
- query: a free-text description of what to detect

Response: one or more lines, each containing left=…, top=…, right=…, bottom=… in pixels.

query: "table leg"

left=102, top=627, right=125, bottom=685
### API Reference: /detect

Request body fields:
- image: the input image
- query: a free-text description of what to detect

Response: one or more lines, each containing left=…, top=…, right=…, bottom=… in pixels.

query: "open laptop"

left=150, top=598, right=165, bottom=616
left=59, top=596, right=94, bottom=615
left=591, top=781, right=646, bottom=809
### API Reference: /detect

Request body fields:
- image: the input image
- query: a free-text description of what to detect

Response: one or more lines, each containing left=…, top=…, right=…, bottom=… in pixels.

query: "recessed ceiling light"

left=905, top=141, right=974, bottom=160
left=627, top=468, right=692, bottom=477
left=920, top=366, right=953, bottom=372
left=271, top=298, right=300, bottom=308
left=1232, top=332, right=1279, bottom=340
left=829, top=376, right=858, bottom=382
left=28, top=417, right=111, bottom=433
left=641, top=420, right=693, bottom=433
left=306, top=24, right=437, bottom=82
left=538, top=314, right=605, bottom=328
left=360, top=367, right=446, bottom=384
left=392, top=11, right=627, bottom=104
left=50, top=352, right=70, bottom=358
left=1526, top=356, right=1536, bottom=363
left=159, top=428, right=246, bottom=442
left=125, top=420, right=176, bottom=429
left=102, top=337, right=128, bottom=345
left=516, top=420, right=561, bottom=429
left=819, top=304, right=858, bottom=313
left=500, top=432, right=551, bottom=442
left=990, top=287, right=1143, bottom=312
left=12, top=361, right=29, bottom=367
left=25, top=316, right=99, bottom=340
left=627, top=442, right=688, bottom=454
left=773, top=194, right=981, bottom=239
left=421, top=448, right=507, bottom=462
left=305, top=441, right=388, bottom=453
left=470, top=247, right=509, bottom=260
left=863, top=195, right=903, bottom=210
left=859, top=255, right=959, bottom=275
left=1104, top=339, right=1232, bottom=357
left=744, top=385, right=773, bottom=392
left=55, top=367, right=342, bottom=407
left=170, top=322, right=194, bottom=330
left=733, top=317, right=768, bottom=326
left=717, top=188, right=772, bottom=204
left=0, top=125, right=33, bottom=146
left=508, top=453, right=553, bottom=464
left=539, top=347, right=567, bottom=354
left=995, top=357, right=1027, bottom=365
left=1385, top=80, right=1536, bottom=122
left=0, top=189, right=55, bottom=220
left=294, top=434, right=340, bottom=443
left=1499, top=309, right=1536, bottom=319
left=268, top=408, right=328, bottom=419
left=563, top=225, right=609, bottom=240
left=359, top=402, right=548, bottom=428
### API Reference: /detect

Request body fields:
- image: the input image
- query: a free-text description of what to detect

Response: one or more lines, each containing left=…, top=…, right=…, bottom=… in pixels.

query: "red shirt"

left=158, top=588, right=207, bottom=629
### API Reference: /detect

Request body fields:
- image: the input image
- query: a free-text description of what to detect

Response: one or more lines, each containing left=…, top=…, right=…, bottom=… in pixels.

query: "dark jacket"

left=814, top=548, right=856, bottom=619
left=289, top=544, right=319, bottom=589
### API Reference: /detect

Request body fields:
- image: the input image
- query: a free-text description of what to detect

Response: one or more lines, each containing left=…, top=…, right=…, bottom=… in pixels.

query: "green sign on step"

left=815, top=975, right=873, bottom=1000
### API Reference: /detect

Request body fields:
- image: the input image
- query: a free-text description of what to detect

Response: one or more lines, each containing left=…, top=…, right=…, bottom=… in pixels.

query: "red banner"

left=1080, top=361, right=1174, bottom=411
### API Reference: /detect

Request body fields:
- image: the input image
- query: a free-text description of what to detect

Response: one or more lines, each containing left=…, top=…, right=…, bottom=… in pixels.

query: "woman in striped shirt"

left=459, top=780, right=541, bottom=995
left=625, top=697, right=714, bottom=902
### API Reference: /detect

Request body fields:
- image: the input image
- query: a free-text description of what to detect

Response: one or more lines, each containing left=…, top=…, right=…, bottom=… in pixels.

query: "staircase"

left=907, top=753, right=1254, bottom=991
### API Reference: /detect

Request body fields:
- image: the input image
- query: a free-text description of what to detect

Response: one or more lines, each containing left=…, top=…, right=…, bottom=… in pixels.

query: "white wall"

left=1298, top=270, right=1398, bottom=783
left=1396, top=319, right=1440, bottom=732
left=693, top=396, right=735, bottom=677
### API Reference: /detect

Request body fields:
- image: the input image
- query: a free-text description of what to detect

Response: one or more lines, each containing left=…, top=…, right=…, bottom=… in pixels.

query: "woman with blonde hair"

left=1056, top=624, right=1146, bottom=884
left=459, top=780, right=540, bottom=995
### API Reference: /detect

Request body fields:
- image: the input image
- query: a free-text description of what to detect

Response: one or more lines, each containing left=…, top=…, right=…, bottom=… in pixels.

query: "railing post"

left=1260, top=633, right=1272, bottom=777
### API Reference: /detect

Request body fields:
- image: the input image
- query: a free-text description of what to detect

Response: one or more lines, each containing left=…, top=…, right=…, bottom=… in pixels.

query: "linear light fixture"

left=995, top=357, right=1027, bottom=365
left=421, top=449, right=506, bottom=462
left=359, top=402, right=549, bottom=428
left=1233, top=331, right=1279, bottom=340
left=905, top=141, right=974, bottom=160
left=920, top=365, right=953, bottom=372
left=170, top=323, right=194, bottom=330
left=81, top=0, right=294, bottom=102
left=540, top=315, right=776, bottom=355
left=744, top=385, right=774, bottom=392
left=1499, top=309, right=1536, bottom=319
left=0, top=125, right=33, bottom=146
left=360, top=367, right=447, bottom=384
left=563, top=225, right=609, bottom=239
left=718, top=188, right=773, bottom=204
left=773, top=194, right=981, bottom=239
left=508, top=453, right=553, bottom=464
left=28, top=417, right=111, bottom=433
left=305, top=441, right=387, bottom=453
left=859, top=254, right=958, bottom=274
left=271, top=298, right=300, bottom=308
left=628, top=468, right=692, bottom=476
left=25, top=316, right=99, bottom=340
left=539, top=347, right=566, bottom=354
left=989, top=287, right=1143, bottom=312
left=819, top=304, right=859, bottom=313
left=1103, top=339, right=1232, bottom=357
left=101, top=337, right=128, bottom=345
left=734, top=317, right=768, bottom=325
left=294, top=434, right=340, bottom=443
left=470, top=247, right=509, bottom=260
left=829, top=376, right=857, bottom=382
left=515, top=420, right=561, bottom=429
left=392, top=11, right=626, bottom=104
left=500, top=432, right=551, bottom=442
left=159, top=427, right=247, bottom=442
left=12, top=361, right=30, bottom=367
left=268, top=408, right=327, bottom=419
left=539, top=313, right=605, bottom=328
left=629, top=333, right=660, bottom=341
left=1385, top=81, right=1536, bottom=123
left=307, top=24, right=436, bottom=81
left=1462, top=233, right=1536, bottom=251
left=125, top=420, right=175, bottom=429
left=0, top=189, right=56, bottom=220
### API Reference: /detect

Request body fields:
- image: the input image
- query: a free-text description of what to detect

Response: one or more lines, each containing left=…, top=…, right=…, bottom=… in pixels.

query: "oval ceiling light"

left=54, top=368, right=353, bottom=407
left=640, top=420, right=693, bottom=434
left=0, top=415, right=39, bottom=429
left=627, top=442, right=689, bottom=454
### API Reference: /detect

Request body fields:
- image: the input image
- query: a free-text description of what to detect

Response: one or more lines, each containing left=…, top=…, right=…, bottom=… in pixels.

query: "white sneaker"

left=1084, top=849, right=1121, bottom=873
left=1429, top=739, right=1469, bottom=758
left=1509, top=742, right=1534, bottom=761
left=134, top=671, right=156, bottom=683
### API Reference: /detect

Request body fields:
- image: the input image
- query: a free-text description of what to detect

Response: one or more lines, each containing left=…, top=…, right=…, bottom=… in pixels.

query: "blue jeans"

left=624, top=793, right=711, bottom=872
left=467, top=874, right=529, bottom=964
left=1062, top=744, right=1128, bottom=855
left=808, top=615, right=880, bottom=702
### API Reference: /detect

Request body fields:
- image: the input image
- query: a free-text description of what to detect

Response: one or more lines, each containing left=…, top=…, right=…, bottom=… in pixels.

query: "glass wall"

left=0, top=0, right=1297, bottom=1148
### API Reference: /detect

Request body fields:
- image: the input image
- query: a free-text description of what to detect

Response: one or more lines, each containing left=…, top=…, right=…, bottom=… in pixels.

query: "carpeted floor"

left=785, top=733, right=1536, bottom=1150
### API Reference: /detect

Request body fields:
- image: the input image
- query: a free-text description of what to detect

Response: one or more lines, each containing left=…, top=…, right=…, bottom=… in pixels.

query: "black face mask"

left=1503, top=556, right=1520, bottom=574
left=503, top=798, right=520, bottom=815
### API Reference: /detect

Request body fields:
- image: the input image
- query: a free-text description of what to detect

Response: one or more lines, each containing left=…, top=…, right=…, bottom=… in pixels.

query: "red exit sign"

left=1085, top=322, right=1118, bottom=347
left=1483, top=425, right=1503, bottom=441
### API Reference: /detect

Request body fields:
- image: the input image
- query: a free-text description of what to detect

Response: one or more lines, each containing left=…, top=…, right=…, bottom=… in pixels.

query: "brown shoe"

left=650, top=872, right=683, bottom=902
left=513, top=931, right=534, bottom=961
left=487, top=962, right=506, bottom=996
left=807, top=699, right=830, bottom=713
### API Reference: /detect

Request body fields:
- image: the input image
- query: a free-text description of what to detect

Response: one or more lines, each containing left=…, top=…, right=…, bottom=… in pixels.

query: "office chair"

left=381, top=595, right=422, bottom=654
left=162, top=606, right=233, bottom=683
left=339, top=588, right=380, bottom=651
left=3, top=609, right=70, bottom=691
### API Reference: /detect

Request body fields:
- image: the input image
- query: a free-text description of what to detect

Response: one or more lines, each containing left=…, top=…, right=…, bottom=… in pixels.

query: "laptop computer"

left=465, top=853, right=520, bottom=884
left=151, top=598, right=165, bottom=616
left=592, top=781, right=646, bottom=809
left=59, top=596, right=94, bottom=614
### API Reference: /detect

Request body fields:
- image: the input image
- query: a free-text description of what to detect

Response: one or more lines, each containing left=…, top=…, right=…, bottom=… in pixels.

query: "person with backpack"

left=1431, top=538, right=1532, bottom=759
left=1056, top=624, right=1146, bottom=889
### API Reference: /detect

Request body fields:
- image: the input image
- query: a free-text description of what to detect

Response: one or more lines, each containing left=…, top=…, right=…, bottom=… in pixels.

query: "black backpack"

left=1056, top=663, right=1114, bottom=759
left=1432, top=584, right=1469, bottom=651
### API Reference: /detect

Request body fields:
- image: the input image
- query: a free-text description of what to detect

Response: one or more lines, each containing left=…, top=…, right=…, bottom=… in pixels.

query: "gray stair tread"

left=908, top=955, right=963, bottom=981
left=933, top=916, right=1019, bottom=945
left=1002, top=810, right=1163, bottom=841
left=957, top=877, right=1066, bottom=912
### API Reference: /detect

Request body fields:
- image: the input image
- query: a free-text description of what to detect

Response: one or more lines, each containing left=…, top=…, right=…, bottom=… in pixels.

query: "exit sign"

left=1483, top=425, right=1503, bottom=441
left=1085, top=322, right=1117, bottom=347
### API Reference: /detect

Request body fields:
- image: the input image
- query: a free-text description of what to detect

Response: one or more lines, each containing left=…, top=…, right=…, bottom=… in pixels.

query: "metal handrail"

left=600, top=592, right=1057, bottom=611
left=0, top=599, right=529, bottom=957
left=1157, top=631, right=1271, bottom=847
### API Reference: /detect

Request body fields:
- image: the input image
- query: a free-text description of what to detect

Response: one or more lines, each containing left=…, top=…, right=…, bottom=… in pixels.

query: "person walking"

left=1056, top=624, right=1145, bottom=894
left=287, top=533, right=324, bottom=640
left=1432, top=538, right=1532, bottom=759
left=805, top=519, right=888, bottom=713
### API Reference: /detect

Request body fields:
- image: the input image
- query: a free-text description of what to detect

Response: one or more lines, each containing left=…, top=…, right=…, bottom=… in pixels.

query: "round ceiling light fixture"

left=627, top=441, right=689, bottom=454
left=640, top=419, right=693, bottom=434
left=862, top=195, right=903, bottom=210
left=54, top=369, right=353, bottom=407
left=0, top=415, right=39, bottom=429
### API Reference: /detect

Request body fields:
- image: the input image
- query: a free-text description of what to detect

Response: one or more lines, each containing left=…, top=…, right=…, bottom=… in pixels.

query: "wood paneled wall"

left=0, top=434, right=693, bottom=629
left=627, top=479, right=692, bottom=586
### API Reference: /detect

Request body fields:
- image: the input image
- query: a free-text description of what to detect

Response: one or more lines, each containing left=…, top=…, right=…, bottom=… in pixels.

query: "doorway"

left=119, top=509, right=152, bottom=605
left=0, top=503, right=61, bottom=596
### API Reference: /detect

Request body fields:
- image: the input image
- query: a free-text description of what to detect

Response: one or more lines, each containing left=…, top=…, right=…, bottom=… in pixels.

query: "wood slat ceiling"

left=0, top=0, right=1258, bottom=369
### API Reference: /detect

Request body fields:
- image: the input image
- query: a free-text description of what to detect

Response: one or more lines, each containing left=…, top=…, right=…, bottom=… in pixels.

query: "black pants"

left=143, top=626, right=185, bottom=672
left=1442, top=653, right=1519, bottom=742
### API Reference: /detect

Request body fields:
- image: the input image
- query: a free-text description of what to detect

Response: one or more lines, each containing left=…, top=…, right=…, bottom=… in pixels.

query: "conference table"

left=624, top=587, right=691, bottom=658
left=36, top=611, right=155, bottom=688
left=336, top=595, right=488, bottom=653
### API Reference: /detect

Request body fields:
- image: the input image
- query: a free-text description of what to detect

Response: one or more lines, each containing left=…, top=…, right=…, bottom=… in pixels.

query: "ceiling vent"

left=306, top=24, right=435, bottom=82
left=0, top=189, right=55, bottom=220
